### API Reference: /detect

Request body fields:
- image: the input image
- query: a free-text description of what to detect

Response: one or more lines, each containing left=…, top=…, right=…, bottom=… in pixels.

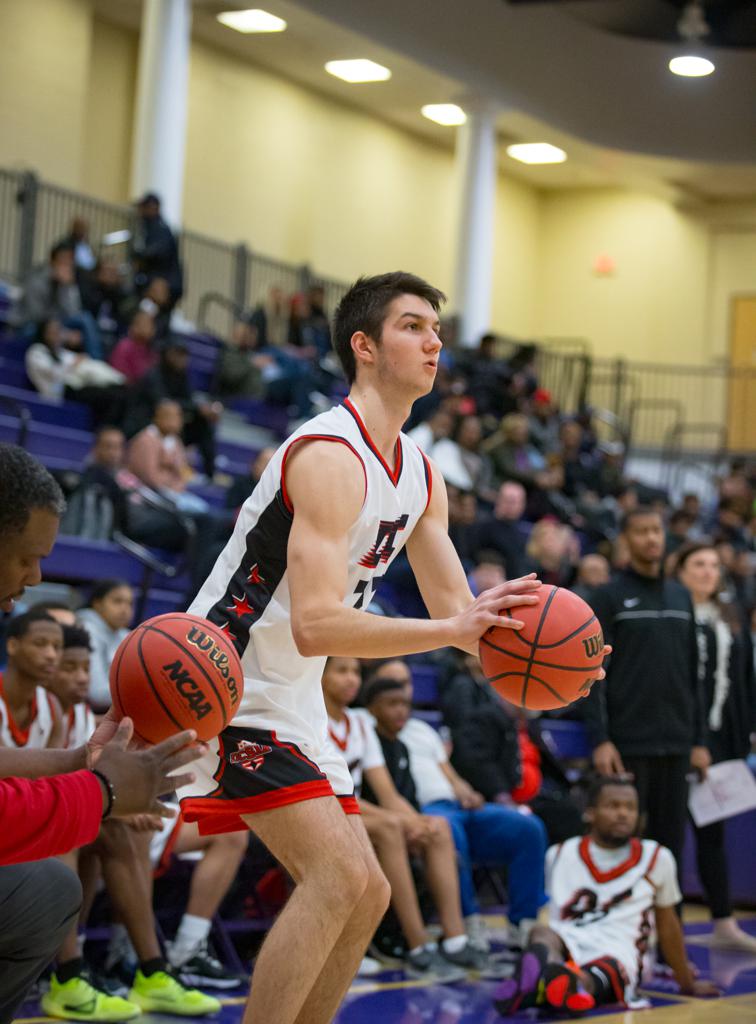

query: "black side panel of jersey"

left=205, top=489, right=293, bottom=658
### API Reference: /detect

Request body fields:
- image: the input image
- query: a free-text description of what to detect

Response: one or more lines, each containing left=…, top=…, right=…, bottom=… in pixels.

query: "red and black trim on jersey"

left=342, top=398, right=403, bottom=487
left=420, top=450, right=433, bottom=512
left=204, top=490, right=293, bottom=658
left=180, top=724, right=359, bottom=834
left=578, top=836, right=644, bottom=884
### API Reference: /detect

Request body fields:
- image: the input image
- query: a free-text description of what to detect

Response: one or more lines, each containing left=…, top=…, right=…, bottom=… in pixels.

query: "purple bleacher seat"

left=0, top=383, right=92, bottom=429
left=411, top=663, right=440, bottom=705
left=0, top=414, right=92, bottom=468
left=538, top=718, right=591, bottom=761
left=413, top=709, right=444, bottom=730
left=228, top=397, right=290, bottom=437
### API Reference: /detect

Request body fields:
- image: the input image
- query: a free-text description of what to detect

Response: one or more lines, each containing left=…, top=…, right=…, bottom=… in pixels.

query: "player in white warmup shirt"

left=178, top=272, right=577, bottom=1024
left=493, top=777, right=720, bottom=1017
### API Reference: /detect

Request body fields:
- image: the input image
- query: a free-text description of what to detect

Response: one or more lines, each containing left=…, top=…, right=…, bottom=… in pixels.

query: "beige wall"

left=0, top=0, right=93, bottom=187
left=81, top=17, right=138, bottom=203
left=536, top=188, right=710, bottom=364
left=1, top=3, right=755, bottom=368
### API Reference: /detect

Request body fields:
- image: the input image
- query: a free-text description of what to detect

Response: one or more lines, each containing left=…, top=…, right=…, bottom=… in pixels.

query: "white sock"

left=409, top=944, right=427, bottom=957
left=170, top=914, right=211, bottom=964
left=442, top=935, right=467, bottom=954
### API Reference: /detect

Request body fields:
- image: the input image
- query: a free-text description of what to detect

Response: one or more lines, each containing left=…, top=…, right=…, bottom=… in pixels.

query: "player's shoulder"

left=643, top=839, right=676, bottom=872
left=548, top=836, right=580, bottom=865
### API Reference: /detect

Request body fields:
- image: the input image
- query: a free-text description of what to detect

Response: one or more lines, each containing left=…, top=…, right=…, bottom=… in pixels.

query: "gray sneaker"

left=441, top=940, right=513, bottom=980
left=404, top=946, right=467, bottom=984
left=465, top=914, right=491, bottom=953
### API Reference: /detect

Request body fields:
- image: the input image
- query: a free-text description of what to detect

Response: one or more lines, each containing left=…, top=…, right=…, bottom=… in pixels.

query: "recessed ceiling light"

left=506, top=143, right=567, bottom=165
left=669, top=54, right=715, bottom=76
left=324, top=59, right=391, bottom=83
left=421, top=104, right=466, bottom=126
left=216, top=9, right=287, bottom=33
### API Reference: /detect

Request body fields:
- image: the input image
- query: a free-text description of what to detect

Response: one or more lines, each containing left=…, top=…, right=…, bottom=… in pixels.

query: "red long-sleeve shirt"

left=0, top=770, right=102, bottom=865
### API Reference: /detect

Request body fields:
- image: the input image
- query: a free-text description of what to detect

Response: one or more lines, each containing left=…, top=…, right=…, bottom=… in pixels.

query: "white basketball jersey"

left=62, top=703, right=96, bottom=749
left=0, top=679, right=55, bottom=749
left=547, top=836, right=680, bottom=986
left=188, top=399, right=432, bottom=763
left=327, top=707, right=385, bottom=795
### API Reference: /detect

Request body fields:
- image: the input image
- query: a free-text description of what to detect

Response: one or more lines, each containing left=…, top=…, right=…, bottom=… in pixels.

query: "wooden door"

left=728, top=296, right=756, bottom=451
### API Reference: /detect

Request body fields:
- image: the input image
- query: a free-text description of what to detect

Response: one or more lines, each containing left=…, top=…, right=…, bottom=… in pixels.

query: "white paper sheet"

left=688, top=759, right=756, bottom=827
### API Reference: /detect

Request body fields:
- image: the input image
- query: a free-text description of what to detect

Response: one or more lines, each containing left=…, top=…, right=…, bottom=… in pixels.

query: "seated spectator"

left=109, top=311, right=158, bottom=384
left=366, top=661, right=547, bottom=951
left=248, top=285, right=289, bottom=348
left=573, top=553, right=611, bottom=602
left=485, top=414, right=563, bottom=499
left=212, top=320, right=267, bottom=399
left=406, top=405, right=455, bottom=455
left=445, top=483, right=480, bottom=562
left=494, top=778, right=719, bottom=1017
left=528, top=388, right=560, bottom=456
left=79, top=259, right=130, bottom=348
left=55, top=217, right=96, bottom=275
left=525, top=519, right=579, bottom=588
left=70, top=426, right=190, bottom=552
left=322, top=658, right=490, bottom=981
left=559, top=420, right=602, bottom=500
left=130, top=193, right=183, bottom=306
left=665, top=509, right=696, bottom=557
left=124, top=340, right=221, bottom=478
left=464, top=481, right=530, bottom=576
left=77, top=580, right=134, bottom=712
left=0, top=608, right=64, bottom=750
left=468, top=551, right=506, bottom=597
left=119, top=277, right=172, bottom=343
left=16, top=242, right=103, bottom=359
left=225, top=447, right=276, bottom=513
left=127, top=400, right=209, bottom=515
left=431, top=415, right=497, bottom=505
left=25, top=318, right=126, bottom=426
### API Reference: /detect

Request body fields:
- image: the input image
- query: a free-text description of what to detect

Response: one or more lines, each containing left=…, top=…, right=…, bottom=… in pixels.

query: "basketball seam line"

left=521, top=587, right=559, bottom=706
left=479, top=637, right=602, bottom=672
left=147, top=623, right=230, bottom=731
left=531, top=613, right=598, bottom=649
left=486, top=669, right=567, bottom=704
left=135, top=629, right=186, bottom=738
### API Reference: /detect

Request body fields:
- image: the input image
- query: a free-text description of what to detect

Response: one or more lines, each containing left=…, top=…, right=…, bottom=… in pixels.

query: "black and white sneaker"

left=171, top=942, right=247, bottom=990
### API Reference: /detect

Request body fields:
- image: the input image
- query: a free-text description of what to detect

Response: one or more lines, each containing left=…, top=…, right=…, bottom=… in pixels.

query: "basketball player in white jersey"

left=181, top=271, right=599, bottom=1024
left=0, top=608, right=63, bottom=750
left=48, top=625, right=97, bottom=751
left=494, top=777, right=720, bottom=1017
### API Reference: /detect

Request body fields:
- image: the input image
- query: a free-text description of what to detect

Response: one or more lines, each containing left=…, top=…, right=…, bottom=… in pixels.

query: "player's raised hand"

left=451, top=576, right=542, bottom=648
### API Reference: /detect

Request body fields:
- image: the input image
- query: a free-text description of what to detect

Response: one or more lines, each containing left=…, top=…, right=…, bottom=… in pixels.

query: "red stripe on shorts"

left=181, top=779, right=334, bottom=835
left=337, top=795, right=361, bottom=815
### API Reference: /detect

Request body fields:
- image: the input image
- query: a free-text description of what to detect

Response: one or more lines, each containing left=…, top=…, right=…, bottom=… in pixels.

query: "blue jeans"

left=422, top=799, right=547, bottom=923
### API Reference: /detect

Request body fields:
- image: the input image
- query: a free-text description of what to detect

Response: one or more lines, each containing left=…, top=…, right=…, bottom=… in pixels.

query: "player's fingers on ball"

left=497, top=616, right=524, bottom=630
left=495, top=593, right=538, bottom=609
left=112, top=717, right=133, bottom=749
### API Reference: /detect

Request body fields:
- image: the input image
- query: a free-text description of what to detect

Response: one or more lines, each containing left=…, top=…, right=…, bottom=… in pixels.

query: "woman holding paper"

left=676, top=541, right=756, bottom=952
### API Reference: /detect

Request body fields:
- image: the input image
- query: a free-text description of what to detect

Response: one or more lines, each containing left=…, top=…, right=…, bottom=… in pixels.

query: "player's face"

left=95, top=586, right=134, bottom=630
left=49, top=647, right=91, bottom=705
left=322, top=657, right=362, bottom=706
left=624, top=514, right=665, bottom=565
left=589, top=785, right=639, bottom=847
left=370, top=295, right=442, bottom=397
left=0, top=509, right=60, bottom=613
left=370, top=691, right=411, bottom=736
left=8, top=620, right=63, bottom=682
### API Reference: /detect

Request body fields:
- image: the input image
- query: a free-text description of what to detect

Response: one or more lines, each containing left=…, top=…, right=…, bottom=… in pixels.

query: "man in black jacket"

left=130, top=193, right=183, bottom=306
left=583, top=507, right=710, bottom=877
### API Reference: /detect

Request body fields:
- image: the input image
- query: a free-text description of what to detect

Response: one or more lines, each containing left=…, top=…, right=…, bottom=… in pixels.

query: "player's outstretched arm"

left=286, top=441, right=524, bottom=658
left=406, top=458, right=541, bottom=656
left=655, top=906, right=720, bottom=998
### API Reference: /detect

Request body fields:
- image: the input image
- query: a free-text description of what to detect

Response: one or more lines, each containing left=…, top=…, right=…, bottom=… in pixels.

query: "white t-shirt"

left=399, top=717, right=455, bottom=806
left=326, top=707, right=385, bottom=795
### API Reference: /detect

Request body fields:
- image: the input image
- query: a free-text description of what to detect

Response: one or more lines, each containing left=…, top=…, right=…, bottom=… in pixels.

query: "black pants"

left=0, top=859, right=82, bottom=1024
left=621, top=754, right=690, bottom=883
left=693, top=818, right=731, bottom=920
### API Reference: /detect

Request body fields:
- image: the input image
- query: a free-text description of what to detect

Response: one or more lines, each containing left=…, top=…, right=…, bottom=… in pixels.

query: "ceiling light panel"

left=324, top=59, right=392, bottom=83
left=421, top=104, right=466, bottom=126
left=216, top=9, right=287, bottom=33
left=507, top=143, right=567, bottom=165
left=669, top=55, right=715, bottom=77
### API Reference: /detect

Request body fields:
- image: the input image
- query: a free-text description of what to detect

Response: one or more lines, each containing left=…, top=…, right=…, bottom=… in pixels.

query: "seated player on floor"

left=494, top=777, right=720, bottom=1017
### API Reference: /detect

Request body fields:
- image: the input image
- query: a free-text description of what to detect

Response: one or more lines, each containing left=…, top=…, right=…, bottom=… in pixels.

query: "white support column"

left=453, top=101, right=498, bottom=348
left=130, top=0, right=192, bottom=228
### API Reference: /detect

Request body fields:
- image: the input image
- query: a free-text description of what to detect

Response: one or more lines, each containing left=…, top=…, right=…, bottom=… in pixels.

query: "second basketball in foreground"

left=109, top=612, right=244, bottom=743
left=480, top=584, right=605, bottom=711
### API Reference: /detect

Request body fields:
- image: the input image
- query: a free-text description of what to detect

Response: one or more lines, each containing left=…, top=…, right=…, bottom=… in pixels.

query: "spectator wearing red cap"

left=528, top=388, right=560, bottom=456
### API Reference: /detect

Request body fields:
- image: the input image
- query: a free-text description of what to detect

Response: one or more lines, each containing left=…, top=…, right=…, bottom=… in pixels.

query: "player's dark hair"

left=6, top=607, right=60, bottom=640
left=0, top=444, right=65, bottom=540
left=620, top=505, right=661, bottom=534
left=62, top=624, right=92, bottom=651
left=333, top=272, right=446, bottom=384
left=586, top=775, right=636, bottom=807
left=88, top=579, right=131, bottom=605
left=362, top=677, right=407, bottom=705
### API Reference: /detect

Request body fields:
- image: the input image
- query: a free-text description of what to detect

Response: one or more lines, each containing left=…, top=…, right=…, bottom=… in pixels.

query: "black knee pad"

left=582, top=956, right=629, bottom=1006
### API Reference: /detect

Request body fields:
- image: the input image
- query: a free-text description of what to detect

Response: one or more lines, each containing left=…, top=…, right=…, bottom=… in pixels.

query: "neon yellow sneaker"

left=129, top=970, right=221, bottom=1016
left=42, top=974, right=141, bottom=1021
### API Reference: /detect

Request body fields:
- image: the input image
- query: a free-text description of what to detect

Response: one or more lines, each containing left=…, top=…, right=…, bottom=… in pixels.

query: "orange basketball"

left=110, top=613, right=244, bottom=744
left=479, top=585, right=604, bottom=711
